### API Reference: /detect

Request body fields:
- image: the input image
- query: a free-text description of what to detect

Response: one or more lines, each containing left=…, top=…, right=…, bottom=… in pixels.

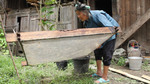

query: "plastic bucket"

left=128, top=57, right=143, bottom=70
left=73, top=56, right=90, bottom=74
left=127, top=40, right=141, bottom=57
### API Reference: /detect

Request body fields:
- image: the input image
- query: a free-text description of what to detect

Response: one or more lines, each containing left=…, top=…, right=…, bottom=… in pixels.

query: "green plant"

left=41, top=0, right=57, bottom=31
left=142, top=64, right=150, bottom=72
left=142, top=60, right=150, bottom=71
left=111, top=58, right=117, bottom=65
left=0, top=53, right=97, bottom=84
left=117, top=57, right=126, bottom=66
left=143, top=60, right=149, bottom=66
left=0, top=23, right=9, bottom=55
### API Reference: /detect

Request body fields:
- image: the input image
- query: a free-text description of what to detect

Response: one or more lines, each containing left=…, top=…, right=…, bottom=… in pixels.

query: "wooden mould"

left=6, top=27, right=117, bottom=65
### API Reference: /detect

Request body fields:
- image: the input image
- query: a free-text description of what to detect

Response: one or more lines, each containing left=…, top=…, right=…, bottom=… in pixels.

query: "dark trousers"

left=94, top=39, right=116, bottom=66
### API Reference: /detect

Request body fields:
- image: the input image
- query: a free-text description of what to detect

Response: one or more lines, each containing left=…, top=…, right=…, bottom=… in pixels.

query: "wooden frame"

left=6, top=27, right=116, bottom=42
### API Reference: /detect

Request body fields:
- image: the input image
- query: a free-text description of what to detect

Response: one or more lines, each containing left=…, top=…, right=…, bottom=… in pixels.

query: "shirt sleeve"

left=95, top=13, right=114, bottom=27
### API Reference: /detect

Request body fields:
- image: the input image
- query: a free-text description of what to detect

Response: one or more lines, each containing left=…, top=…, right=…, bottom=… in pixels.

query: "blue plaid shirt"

left=84, top=10, right=119, bottom=48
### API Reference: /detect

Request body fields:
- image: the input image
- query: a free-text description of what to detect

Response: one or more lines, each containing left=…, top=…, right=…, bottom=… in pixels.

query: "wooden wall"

left=116, top=0, right=150, bottom=55
left=5, top=8, right=39, bottom=32
left=3, top=5, right=77, bottom=56
left=57, top=5, right=77, bottom=30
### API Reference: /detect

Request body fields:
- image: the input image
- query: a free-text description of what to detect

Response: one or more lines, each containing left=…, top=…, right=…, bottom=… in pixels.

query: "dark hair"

left=75, top=2, right=90, bottom=11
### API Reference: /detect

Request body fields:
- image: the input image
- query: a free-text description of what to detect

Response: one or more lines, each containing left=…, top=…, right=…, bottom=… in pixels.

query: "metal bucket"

left=73, top=56, right=90, bottom=74
left=128, top=57, right=143, bottom=70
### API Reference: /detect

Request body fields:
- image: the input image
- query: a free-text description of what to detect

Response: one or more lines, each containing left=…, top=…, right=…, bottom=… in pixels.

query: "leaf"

left=42, top=20, right=46, bottom=25
left=3, top=50, right=9, bottom=55
left=45, top=0, right=56, bottom=5
left=4, top=44, right=7, bottom=48
left=49, top=11, right=54, bottom=14
left=2, top=46, right=5, bottom=48
left=45, top=21, right=50, bottom=24
left=42, top=15, right=46, bottom=18
left=47, top=7, right=54, bottom=11
left=0, top=38, right=4, bottom=40
left=49, top=25, right=55, bottom=31
left=0, top=44, right=3, bottom=47
left=42, top=7, right=47, bottom=12
left=47, top=12, right=54, bottom=16
left=0, top=33, right=4, bottom=37
left=42, top=20, right=51, bottom=26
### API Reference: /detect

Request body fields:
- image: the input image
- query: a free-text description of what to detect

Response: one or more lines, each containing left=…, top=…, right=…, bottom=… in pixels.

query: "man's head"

left=75, top=2, right=90, bottom=21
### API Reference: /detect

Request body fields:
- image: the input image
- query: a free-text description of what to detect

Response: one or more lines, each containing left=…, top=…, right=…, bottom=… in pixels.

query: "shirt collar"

left=85, top=12, right=92, bottom=22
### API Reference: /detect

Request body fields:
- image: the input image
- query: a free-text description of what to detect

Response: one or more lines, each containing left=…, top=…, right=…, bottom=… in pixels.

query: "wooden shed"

left=0, top=0, right=77, bottom=55
left=1, top=0, right=150, bottom=56
left=88, top=0, right=150, bottom=56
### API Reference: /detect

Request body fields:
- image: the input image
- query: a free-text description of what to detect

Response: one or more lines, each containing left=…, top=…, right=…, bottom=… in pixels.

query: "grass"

left=142, top=60, right=150, bottom=72
left=1, top=53, right=149, bottom=84
left=111, top=57, right=126, bottom=66
left=0, top=53, right=96, bottom=84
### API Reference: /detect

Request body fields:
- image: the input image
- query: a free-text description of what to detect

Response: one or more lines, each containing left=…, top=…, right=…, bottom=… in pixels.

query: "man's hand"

left=114, top=27, right=119, bottom=33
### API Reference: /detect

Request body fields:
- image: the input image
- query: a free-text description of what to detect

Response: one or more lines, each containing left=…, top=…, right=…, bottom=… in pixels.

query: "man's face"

left=76, top=10, right=88, bottom=21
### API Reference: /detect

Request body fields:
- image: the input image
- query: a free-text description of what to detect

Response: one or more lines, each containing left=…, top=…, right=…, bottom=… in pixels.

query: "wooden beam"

left=109, top=67, right=150, bottom=84
left=143, top=56, right=150, bottom=58
left=142, top=75, right=150, bottom=81
left=115, top=8, right=150, bottom=48
left=6, top=27, right=118, bottom=42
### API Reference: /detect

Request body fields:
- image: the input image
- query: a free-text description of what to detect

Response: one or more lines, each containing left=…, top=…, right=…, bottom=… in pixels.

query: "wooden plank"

left=143, top=56, right=150, bottom=58
left=122, top=0, right=126, bottom=31
left=145, top=0, right=150, bottom=41
left=137, top=0, right=141, bottom=41
left=146, top=0, right=150, bottom=41
left=89, top=0, right=95, bottom=10
left=59, top=5, right=77, bottom=30
left=130, top=0, right=138, bottom=41
left=6, top=27, right=119, bottom=42
left=141, top=0, right=146, bottom=42
left=141, top=75, right=150, bottom=81
left=115, top=8, right=150, bottom=48
left=146, top=20, right=150, bottom=40
left=20, top=16, right=29, bottom=32
left=112, top=0, right=119, bottom=21
left=129, top=0, right=137, bottom=25
left=117, top=0, right=123, bottom=31
left=117, top=0, right=122, bottom=36
left=137, top=0, right=141, bottom=19
left=109, top=67, right=150, bottom=84
left=126, top=0, right=130, bottom=27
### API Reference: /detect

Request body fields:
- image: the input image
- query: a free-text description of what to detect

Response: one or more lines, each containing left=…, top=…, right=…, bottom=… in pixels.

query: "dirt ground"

left=109, top=65, right=150, bottom=84
left=90, top=64, right=150, bottom=84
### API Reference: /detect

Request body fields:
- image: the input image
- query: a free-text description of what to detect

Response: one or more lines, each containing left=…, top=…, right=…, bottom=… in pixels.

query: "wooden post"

left=40, top=0, right=42, bottom=30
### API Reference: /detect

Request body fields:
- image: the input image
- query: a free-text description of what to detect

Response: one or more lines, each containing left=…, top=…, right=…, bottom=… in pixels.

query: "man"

left=75, top=2, right=119, bottom=84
